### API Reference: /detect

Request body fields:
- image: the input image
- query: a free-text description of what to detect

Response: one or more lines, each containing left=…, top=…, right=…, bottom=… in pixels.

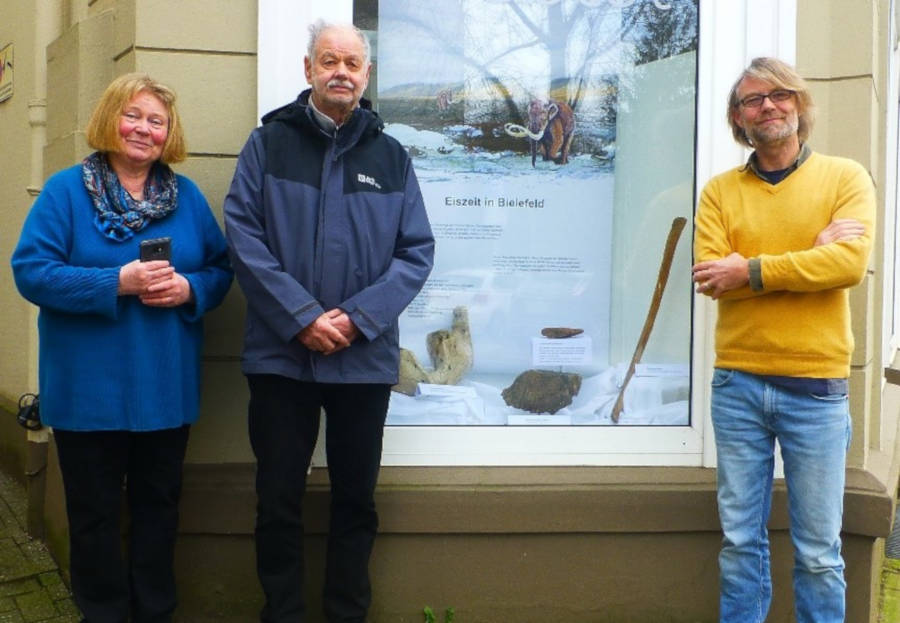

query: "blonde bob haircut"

left=85, top=73, right=187, bottom=164
left=727, top=57, right=816, bottom=149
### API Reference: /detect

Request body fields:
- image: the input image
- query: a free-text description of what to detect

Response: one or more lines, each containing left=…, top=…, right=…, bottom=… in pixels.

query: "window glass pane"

left=355, top=0, right=698, bottom=427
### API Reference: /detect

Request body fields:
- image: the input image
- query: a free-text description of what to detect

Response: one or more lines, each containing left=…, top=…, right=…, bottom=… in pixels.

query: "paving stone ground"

left=0, top=469, right=79, bottom=623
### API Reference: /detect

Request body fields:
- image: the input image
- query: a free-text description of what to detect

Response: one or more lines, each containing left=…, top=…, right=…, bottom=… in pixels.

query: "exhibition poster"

left=369, top=0, right=698, bottom=425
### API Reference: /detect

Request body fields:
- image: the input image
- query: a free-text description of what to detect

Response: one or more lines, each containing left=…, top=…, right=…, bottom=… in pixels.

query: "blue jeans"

left=711, top=368, right=851, bottom=623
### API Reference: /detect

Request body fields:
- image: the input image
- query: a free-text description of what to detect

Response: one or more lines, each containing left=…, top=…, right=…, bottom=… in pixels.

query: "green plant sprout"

left=423, top=605, right=454, bottom=623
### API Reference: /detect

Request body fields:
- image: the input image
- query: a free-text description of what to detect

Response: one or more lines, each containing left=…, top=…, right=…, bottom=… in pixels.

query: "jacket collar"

left=260, top=89, right=383, bottom=157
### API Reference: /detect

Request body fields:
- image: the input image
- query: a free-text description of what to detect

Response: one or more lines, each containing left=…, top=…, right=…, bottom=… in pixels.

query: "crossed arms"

left=692, top=219, right=866, bottom=299
left=692, top=163, right=875, bottom=300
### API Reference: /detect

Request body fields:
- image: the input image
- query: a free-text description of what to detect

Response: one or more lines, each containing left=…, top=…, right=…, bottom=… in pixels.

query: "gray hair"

left=307, top=19, right=371, bottom=65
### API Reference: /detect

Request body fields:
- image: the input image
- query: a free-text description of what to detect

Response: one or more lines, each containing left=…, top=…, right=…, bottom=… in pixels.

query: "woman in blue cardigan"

left=11, top=73, right=232, bottom=623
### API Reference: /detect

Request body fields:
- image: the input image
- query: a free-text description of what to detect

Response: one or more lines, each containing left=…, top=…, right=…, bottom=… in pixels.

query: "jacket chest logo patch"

left=357, top=173, right=382, bottom=190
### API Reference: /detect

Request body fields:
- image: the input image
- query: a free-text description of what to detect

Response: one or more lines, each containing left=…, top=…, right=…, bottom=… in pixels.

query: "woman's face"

left=116, top=91, right=169, bottom=167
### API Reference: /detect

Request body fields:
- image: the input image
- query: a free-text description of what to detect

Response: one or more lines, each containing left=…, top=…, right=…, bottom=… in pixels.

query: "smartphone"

left=139, top=237, right=172, bottom=262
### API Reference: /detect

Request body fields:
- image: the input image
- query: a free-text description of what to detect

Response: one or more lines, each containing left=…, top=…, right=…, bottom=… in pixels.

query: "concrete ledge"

left=178, top=462, right=896, bottom=538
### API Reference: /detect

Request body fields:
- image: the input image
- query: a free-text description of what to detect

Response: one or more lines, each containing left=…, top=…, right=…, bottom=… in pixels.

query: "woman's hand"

left=118, top=259, right=174, bottom=295
left=119, top=260, right=191, bottom=306
left=140, top=273, right=193, bottom=307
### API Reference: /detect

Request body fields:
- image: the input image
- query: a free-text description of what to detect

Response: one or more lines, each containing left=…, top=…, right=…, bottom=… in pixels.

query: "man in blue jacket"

left=224, top=19, right=434, bottom=623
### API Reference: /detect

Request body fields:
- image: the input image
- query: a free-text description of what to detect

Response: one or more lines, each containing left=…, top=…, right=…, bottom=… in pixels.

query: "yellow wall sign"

left=0, top=43, right=13, bottom=103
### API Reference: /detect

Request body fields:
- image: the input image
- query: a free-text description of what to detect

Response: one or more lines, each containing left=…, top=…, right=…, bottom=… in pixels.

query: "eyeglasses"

left=738, top=89, right=796, bottom=109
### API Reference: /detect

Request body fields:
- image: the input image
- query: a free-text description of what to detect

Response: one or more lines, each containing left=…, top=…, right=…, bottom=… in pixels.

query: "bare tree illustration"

left=380, top=0, right=694, bottom=118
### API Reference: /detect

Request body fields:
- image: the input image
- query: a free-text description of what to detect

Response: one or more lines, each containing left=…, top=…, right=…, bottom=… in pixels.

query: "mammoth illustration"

left=435, top=88, right=454, bottom=112
left=525, top=99, right=576, bottom=167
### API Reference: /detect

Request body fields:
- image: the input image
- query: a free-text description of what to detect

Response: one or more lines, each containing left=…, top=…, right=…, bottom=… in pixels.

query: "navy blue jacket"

left=224, top=90, right=434, bottom=383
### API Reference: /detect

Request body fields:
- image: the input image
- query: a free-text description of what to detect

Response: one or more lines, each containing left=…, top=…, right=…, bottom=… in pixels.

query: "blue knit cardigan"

left=11, top=164, right=233, bottom=431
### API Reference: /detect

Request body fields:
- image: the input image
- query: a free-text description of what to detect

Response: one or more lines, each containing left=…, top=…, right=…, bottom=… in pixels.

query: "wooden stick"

left=611, top=216, right=687, bottom=423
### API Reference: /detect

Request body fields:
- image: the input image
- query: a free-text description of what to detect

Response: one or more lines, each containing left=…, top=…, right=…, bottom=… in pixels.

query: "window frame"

left=884, top=0, right=900, bottom=365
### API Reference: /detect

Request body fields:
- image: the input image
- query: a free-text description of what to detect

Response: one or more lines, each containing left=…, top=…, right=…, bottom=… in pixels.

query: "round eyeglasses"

left=738, top=89, right=796, bottom=109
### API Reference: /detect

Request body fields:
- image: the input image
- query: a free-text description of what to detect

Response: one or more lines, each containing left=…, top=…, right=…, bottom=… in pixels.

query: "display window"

left=363, top=0, right=697, bottom=429
left=257, top=0, right=795, bottom=464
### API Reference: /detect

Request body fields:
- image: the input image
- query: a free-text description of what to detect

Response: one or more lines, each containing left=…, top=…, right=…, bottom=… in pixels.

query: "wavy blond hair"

left=85, top=73, right=186, bottom=164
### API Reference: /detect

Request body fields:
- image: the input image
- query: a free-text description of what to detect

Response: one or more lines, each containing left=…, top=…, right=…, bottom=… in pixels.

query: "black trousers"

left=54, top=426, right=190, bottom=623
left=247, top=374, right=391, bottom=623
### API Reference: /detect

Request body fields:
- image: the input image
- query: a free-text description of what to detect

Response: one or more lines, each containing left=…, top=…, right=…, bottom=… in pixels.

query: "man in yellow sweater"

left=693, top=57, right=875, bottom=623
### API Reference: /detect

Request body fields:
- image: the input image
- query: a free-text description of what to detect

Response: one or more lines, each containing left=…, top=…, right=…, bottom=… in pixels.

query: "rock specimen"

left=393, top=306, right=474, bottom=395
left=501, top=369, right=582, bottom=414
left=540, top=327, right=584, bottom=339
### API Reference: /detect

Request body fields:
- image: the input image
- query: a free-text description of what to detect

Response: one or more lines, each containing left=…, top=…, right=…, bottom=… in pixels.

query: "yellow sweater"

left=694, top=151, right=875, bottom=378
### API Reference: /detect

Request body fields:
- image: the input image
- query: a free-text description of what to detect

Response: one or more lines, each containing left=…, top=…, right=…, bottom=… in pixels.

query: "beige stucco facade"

left=1, top=1, right=899, bottom=621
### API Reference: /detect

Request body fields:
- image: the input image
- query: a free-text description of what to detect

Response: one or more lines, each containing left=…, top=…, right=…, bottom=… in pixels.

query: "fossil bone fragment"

left=392, top=306, right=473, bottom=395
left=540, top=327, right=584, bottom=339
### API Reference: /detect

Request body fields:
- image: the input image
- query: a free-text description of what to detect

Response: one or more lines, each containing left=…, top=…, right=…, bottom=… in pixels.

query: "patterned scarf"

left=82, top=151, right=178, bottom=241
